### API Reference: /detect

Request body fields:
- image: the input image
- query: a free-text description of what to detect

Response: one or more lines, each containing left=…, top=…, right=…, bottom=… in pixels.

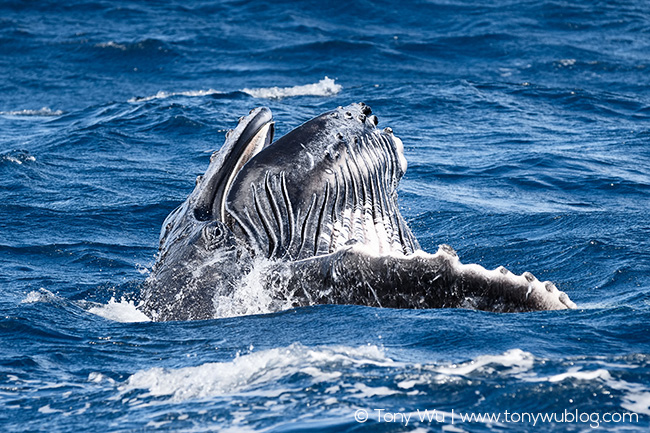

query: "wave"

left=115, top=343, right=650, bottom=422
left=94, top=38, right=175, bottom=56
left=95, top=41, right=129, bottom=51
left=119, top=343, right=390, bottom=401
left=20, top=288, right=59, bottom=304
left=128, top=77, right=342, bottom=103
left=128, top=89, right=223, bottom=103
left=242, top=76, right=341, bottom=99
left=0, top=107, right=63, bottom=117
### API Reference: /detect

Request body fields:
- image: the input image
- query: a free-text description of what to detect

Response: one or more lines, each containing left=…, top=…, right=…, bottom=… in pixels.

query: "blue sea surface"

left=1, top=0, right=649, bottom=431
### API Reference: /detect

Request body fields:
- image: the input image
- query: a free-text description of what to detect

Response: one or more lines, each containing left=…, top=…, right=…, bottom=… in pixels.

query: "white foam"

left=2, top=154, right=36, bottom=164
left=397, top=379, right=424, bottom=389
left=128, top=77, right=340, bottom=104
left=128, top=89, right=223, bottom=103
left=435, top=348, right=535, bottom=376
left=442, top=425, right=469, bottom=433
left=88, top=297, right=151, bottom=323
left=546, top=368, right=612, bottom=383
left=89, top=372, right=109, bottom=383
left=525, top=363, right=650, bottom=416
left=146, top=420, right=172, bottom=429
left=121, top=343, right=390, bottom=401
left=558, top=58, right=577, bottom=67
left=241, top=77, right=342, bottom=99
left=622, top=391, right=650, bottom=416
left=353, top=382, right=398, bottom=397
left=38, top=404, right=62, bottom=414
left=96, top=41, right=128, bottom=50
left=0, top=107, right=63, bottom=116
left=20, top=288, right=57, bottom=304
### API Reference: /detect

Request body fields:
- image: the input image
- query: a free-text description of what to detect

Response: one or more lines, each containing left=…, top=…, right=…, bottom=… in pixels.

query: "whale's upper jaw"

left=156, top=107, right=274, bottom=255
left=193, top=107, right=275, bottom=222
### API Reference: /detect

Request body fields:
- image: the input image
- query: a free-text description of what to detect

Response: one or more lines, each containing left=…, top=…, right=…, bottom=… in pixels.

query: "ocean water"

left=1, top=0, right=649, bottom=431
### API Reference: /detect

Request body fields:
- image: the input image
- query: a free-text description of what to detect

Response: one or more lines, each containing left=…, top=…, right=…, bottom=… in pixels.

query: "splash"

left=1, top=150, right=36, bottom=165
left=212, top=258, right=296, bottom=319
left=20, top=288, right=57, bottom=304
left=241, top=77, right=341, bottom=99
left=87, top=297, right=151, bottom=323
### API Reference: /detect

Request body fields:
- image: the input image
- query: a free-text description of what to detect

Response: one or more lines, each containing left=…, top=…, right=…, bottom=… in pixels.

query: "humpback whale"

left=140, top=103, right=575, bottom=321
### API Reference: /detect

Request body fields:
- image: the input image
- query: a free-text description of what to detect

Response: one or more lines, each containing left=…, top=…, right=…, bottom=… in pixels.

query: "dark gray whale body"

left=140, top=103, right=575, bottom=321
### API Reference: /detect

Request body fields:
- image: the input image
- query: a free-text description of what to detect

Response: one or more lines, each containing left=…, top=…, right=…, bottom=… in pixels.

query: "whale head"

left=142, top=108, right=274, bottom=320
left=144, top=103, right=419, bottom=319
left=142, top=103, right=575, bottom=321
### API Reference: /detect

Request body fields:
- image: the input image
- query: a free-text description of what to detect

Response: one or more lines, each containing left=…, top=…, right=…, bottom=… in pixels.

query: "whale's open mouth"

left=193, top=108, right=274, bottom=222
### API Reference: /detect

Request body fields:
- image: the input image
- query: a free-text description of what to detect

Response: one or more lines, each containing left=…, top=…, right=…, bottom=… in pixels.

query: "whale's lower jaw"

left=265, top=245, right=576, bottom=313
left=226, top=167, right=419, bottom=262
left=142, top=244, right=574, bottom=321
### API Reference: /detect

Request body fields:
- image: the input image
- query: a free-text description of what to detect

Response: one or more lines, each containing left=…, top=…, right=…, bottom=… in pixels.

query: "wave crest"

left=129, top=77, right=342, bottom=104
left=0, top=107, right=63, bottom=117
left=1, top=150, right=36, bottom=165
left=120, top=343, right=389, bottom=401
left=128, top=89, right=223, bottom=103
left=242, top=76, right=342, bottom=99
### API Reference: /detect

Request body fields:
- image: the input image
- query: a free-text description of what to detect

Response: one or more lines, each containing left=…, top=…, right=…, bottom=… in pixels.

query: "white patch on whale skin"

left=190, top=250, right=235, bottom=280
left=442, top=248, right=576, bottom=310
left=391, top=134, right=408, bottom=174
left=305, top=150, right=315, bottom=170
left=350, top=206, right=364, bottom=244
left=338, top=208, right=353, bottom=249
